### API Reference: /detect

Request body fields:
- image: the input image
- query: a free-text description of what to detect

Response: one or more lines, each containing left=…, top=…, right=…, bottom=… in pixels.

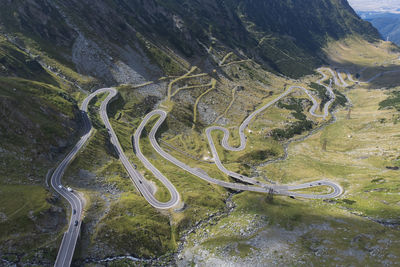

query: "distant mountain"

left=348, top=0, right=400, bottom=13
left=0, top=1, right=386, bottom=264
left=359, top=11, right=400, bottom=45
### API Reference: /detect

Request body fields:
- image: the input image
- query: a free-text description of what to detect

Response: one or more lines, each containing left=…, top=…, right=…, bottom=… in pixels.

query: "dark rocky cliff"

left=0, top=0, right=380, bottom=79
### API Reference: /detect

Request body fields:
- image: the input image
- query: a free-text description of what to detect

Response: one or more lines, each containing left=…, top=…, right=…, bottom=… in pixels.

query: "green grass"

left=0, top=77, right=77, bottom=117
left=184, top=190, right=400, bottom=265
left=271, top=120, right=314, bottom=141
left=309, top=82, right=330, bottom=110
left=209, top=128, right=283, bottom=179
left=0, top=77, right=79, bottom=185
left=262, top=87, right=400, bottom=220
left=109, top=88, right=230, bottom=229
left=237, top=149, right=278, bottom=165
left=0, top=185, right=51, bottom=239
left=64, top=93, right=177, bottom=258
left=0, top=36, right=56, bottom=85
left=0, top=32, right=95, bottom=93
left=137, top=121, right=229, bottom=231
left=0, top=39, right=84, bottom=262
left=277, top=97, right=309, bottom=120
left=379, top=90, right=400, bottom=111
left=93, top=192, right=174, bottom=258
left=136, top=32, right=185, bottom=76
left=330, top=89, right=348, bottom=111
left=0, top=184, right=62, bottom=263
left=63, top=86, right=229, bottom=258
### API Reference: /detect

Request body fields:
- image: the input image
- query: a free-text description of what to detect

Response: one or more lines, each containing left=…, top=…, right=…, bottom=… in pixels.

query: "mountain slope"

left=360, top=12, right=400, bottom=45
left=0, top=0, right=396, bottom=266
left=0, top=37, right=82, bottom=265
left=0, top=0, right=380, bottom=80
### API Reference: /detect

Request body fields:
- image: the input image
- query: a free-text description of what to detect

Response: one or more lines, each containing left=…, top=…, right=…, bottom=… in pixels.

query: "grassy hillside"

left=0, top=37, right=82, bottom=265
left=0, top=36, right=56, bottom=84
left=360, top=11, right=400, bottom=45
left=0, top=0, right=397, bottom=266
left=0, top=77, right=81, bottom=265
left=179, top=36, right=400, bottom=267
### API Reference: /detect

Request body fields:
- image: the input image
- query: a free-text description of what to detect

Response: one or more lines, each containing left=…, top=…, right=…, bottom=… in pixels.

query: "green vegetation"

left=0, top=77, right=79, bottom=184
left=0, top=0, right=398, bottom=264
left=271, top=120, right=314, bottom=141
left=63, top=85, right=230, bottom=259
left=330, top=89, right=347, bottom=111
left=184, top=191, right=400, bottom=265
left=238, top=150, right=277, bottom=165
left=272, top=95, right=324, bottom=141
left=0, top=185, right=51, bottom=241
left=263, top=87, right=400, bottom=220
left=379, top=91, right=400, bottom=111
left=136, top=33, right=184, bottom=76
left=309, top=82, right=330, bottom=111
left=64, top=93, right=178, bottom=258
left=0, top=185, right=61, bottom=263
left=0, top=39, right=82, bottom=263
left=137, top=120, right=229, bottom=232
left=167, top=66, right=198, bottom=100
left=93, top=193, right=174, bottom=258
left=0, top=37, right=55, bottom=84
left=0, top=75, right=79, bottom=263
left=277, top=97, right=309, bottom=120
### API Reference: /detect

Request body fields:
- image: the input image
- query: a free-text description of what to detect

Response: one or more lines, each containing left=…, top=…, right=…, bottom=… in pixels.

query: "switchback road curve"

left=50, top=65, right=398, bottom=266
left=205, top=68, right=335, bottom=186
left=135, top=110, right=343, bottom=199
left=51, top=89, right=100, bottom=267
left=97, top=89, right=180, bottom=209
left=52, top=88, right=180, bottom=267
left=134, top=68, right=343, bottom=199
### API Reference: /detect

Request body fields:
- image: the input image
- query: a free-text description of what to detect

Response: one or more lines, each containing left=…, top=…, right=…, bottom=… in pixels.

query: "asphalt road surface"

left=52, top=67, right=350, bottom=266
left=94, top=88, right=180, bottom=209
left=51, top=89, right=100, bottom=267
left=320, top=67, right=349, bottom=87
left=134, top=68, right=343, bottom=199
left=339, top=67, right=400, bottom=84
left=52, top=88, right=180, bottom=267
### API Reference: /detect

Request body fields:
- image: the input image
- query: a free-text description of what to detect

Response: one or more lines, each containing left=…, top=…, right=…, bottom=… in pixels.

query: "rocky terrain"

left=0, top=0, right=399, bottom=266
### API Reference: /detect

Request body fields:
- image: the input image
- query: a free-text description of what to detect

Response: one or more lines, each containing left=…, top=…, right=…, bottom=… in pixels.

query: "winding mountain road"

left=135, top=109, right=343, bottom=198
left=204, top=69, right=335, bottom=185
left=134, top=68, right=343, bottom=199
left=99, top=89, right=180, bottom=209
left=320, top=67, right=348, bottom=88
left=52, top=88, right=179, bottom=267
left=51, top=89, right=103, bottom=267
left=363, top=69, right=400, bottom=83
left=52, top=67, right=349, bottom=266
left=339, top=66, right=400, bottom=84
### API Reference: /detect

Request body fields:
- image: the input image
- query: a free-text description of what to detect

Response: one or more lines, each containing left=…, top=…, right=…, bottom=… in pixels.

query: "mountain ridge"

left=0, top=0, right=380, bottom=81
left=1, top=1, right=398, bottom=266
left=359, top=11, right=400, bottom=45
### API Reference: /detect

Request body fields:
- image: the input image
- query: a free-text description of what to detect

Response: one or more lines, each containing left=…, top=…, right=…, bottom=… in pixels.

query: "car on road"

left=67, top=187, right=73, bottom=192
left=74, top=220, right=78, bottom=226
left=73, top=209, right=76, bottom=215
left=58, top=185, right=62, bottom=189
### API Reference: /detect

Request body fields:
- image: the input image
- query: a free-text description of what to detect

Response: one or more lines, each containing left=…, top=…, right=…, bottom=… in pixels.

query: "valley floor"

left=178, top=85, right=400, bottom=266
left=2, top=34, right=400, bottom=266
